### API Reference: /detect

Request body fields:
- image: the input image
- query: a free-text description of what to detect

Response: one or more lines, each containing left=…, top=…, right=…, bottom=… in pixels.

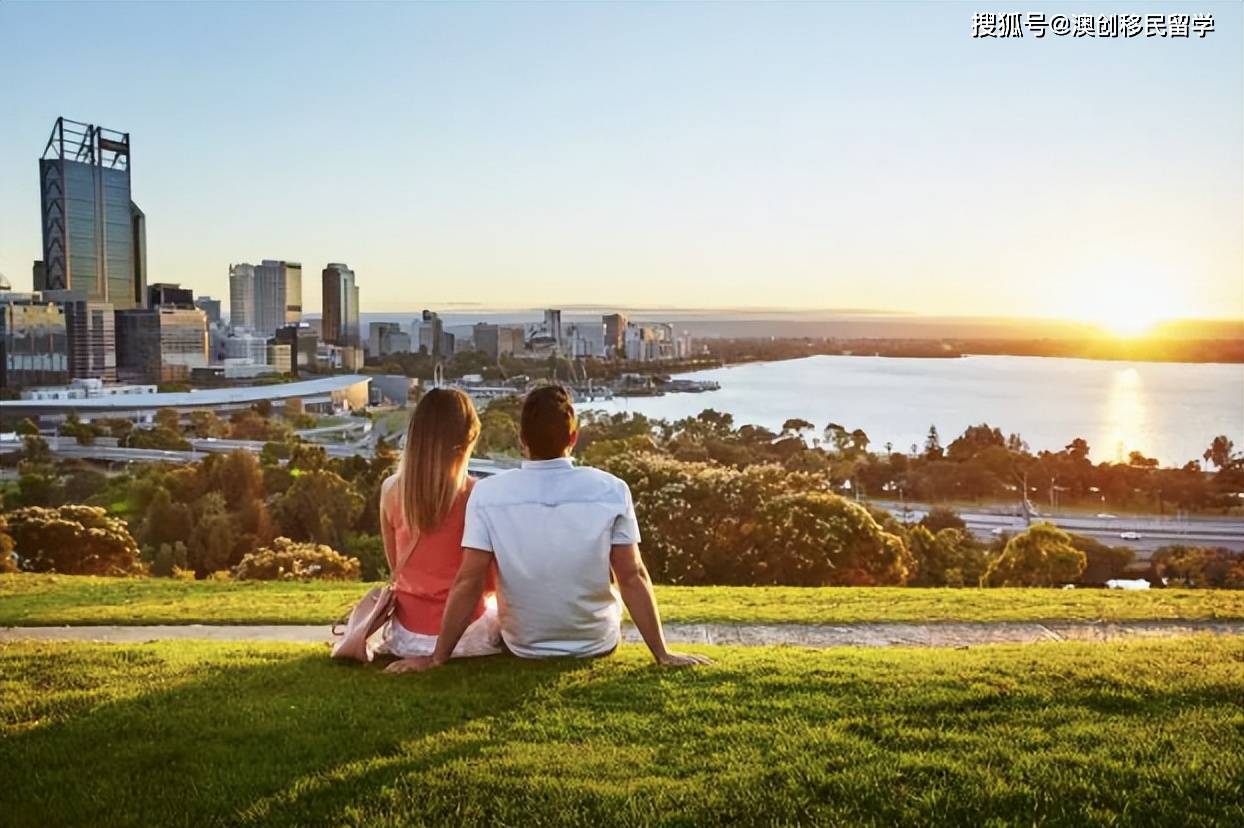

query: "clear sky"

left=1, top=1, right=1240, bottom=325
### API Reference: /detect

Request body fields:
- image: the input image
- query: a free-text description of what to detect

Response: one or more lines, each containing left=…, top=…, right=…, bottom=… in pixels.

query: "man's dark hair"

left=521, top=384, right=577, bottom=460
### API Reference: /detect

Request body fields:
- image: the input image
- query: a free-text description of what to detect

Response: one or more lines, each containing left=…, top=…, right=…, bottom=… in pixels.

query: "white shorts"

left=375, top=604, right=503, bottom=659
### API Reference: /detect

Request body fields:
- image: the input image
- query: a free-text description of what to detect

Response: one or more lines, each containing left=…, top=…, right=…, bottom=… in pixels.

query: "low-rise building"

left=0, top=289, right=70, bottom=388
left=19, top=378, right=157, bottom=400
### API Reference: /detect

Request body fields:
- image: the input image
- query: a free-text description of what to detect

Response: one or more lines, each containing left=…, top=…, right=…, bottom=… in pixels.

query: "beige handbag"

left=330, top=530, right=418, bottom=662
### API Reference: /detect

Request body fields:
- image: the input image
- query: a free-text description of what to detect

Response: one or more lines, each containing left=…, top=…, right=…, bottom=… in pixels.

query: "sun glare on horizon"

left=1072, top=263, right=1187, bottom=338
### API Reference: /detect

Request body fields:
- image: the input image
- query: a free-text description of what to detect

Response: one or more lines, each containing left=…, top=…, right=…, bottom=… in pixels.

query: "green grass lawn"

left=1, top=638, right=1241, bottom=826
left=4, top=574, right=1244, bottom=627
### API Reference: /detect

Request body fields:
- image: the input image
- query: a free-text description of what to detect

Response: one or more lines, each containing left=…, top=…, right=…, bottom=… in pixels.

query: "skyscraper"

left=603, top=313, right=627, bottom=357
left=321, top=263, right=360, bottom=347
left=543, top=309, right=563, bottom=348
left=195, top=296, right=222, bottom=327
left=252, top=260, right=302, bottom=337
left=39, top=118, right=147, bottom=310
left=228, top=263, right=255, bottom=332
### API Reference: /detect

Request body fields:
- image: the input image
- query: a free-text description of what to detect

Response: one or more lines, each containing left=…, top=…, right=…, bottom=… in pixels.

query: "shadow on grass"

left=4, top=641, right=1244, bottom=827
left=0, top=646, right=604, bottom=828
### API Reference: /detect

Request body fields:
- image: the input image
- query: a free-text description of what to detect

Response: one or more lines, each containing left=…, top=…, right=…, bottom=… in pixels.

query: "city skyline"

left=1, top=3, right=1241, bottom=330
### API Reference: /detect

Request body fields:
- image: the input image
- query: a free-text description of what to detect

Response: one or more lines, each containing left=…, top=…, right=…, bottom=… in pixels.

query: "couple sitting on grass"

left=375, top=384, right=709, bottom=673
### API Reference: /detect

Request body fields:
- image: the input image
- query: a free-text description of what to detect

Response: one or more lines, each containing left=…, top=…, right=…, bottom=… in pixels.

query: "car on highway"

left=1096, top=513, right=1117, bottom=519
left=1119, top=531, right=1143, bottom=540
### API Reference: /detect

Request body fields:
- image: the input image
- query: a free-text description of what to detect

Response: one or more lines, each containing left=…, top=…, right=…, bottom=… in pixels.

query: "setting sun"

left=1071, top=263, right=1186, bottom=338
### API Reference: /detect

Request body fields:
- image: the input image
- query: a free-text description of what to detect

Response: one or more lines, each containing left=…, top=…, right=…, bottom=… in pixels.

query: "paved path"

left=4, top=620, right=1244, bottom=648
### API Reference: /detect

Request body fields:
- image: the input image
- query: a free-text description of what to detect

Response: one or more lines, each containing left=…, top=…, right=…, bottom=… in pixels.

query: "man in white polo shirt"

left=399, top=385, right=708, bottom=669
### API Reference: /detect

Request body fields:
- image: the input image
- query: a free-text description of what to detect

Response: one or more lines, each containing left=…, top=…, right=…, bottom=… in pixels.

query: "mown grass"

left=1, top=638, right=1242, bottom=826
left=3, top=574, right=1244, bottom=627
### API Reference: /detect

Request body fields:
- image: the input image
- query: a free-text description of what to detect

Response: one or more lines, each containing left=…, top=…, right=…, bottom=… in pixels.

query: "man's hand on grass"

left=655, top=651, right=712, bottom=668
left=383, top=656, right=440, bottom=674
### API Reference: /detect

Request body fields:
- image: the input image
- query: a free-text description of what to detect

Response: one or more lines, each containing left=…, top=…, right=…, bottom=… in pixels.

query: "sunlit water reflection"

left=587, top=355, right=1244, bottom=467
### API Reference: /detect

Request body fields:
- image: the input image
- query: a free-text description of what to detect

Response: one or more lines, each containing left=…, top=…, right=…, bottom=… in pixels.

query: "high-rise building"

left=274, top=325, right=318, bottom=376
left=115, top=306, right=209, bottom=384
left=223, top=332, right=269, bottom=364
left=417, top=310, right=444, bottom=356
left=369, top=322, right=411, bottom=358
left=543, top=309, right=563, bottom=348
left=148, top=283, right=194, bottom=309
left=228, top=263, right=255, bottom=331
left=603, top=313, right=627, bottom=357
left=45, top=292, right=117, bottom=381
left=39, top=118, right=146, bottom=310
left=321, top=263, right=360, bottom=347
left=252, top=260, right=302, bottom=337
left=565, top=322, right=606, bottom=358
left=0, top=290, right=70, bottom=389
left=32, top=261, right=47, bottom=291
left=471, top=323, right=525, bottom=361
left=195, top=296, right=222, bottom=327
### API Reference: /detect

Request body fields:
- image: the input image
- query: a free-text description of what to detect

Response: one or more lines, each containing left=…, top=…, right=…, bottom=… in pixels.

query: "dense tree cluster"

left=2, top=399, right=1241, bottom=588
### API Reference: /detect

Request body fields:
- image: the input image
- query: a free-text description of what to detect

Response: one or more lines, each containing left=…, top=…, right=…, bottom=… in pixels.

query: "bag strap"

left=386, top=476, right=472, bottom=586
left=389, top=528, right=419, bottom=586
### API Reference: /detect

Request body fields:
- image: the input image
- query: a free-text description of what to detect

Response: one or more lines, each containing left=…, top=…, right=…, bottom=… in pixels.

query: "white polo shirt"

left=462, top=457, right=641, bottom=658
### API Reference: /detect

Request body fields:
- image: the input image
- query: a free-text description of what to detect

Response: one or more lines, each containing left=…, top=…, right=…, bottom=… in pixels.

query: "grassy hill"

left=4, top=574, right=1244, bottom=627
left=2, top=638, right=1241, bottom=826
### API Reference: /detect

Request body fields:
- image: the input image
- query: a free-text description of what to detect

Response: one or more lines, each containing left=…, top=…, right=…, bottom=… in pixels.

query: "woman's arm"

left=379, top=477, right=399, bottom=577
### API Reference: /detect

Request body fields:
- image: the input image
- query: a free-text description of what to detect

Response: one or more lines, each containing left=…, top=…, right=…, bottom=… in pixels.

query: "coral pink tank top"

left=382, top=476, right=490, bottom=635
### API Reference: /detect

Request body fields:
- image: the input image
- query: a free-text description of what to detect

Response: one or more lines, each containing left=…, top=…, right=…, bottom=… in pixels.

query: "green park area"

left=5, top=574, right=1244, bottom=627
left=2, top=637, right=1241, bottom=826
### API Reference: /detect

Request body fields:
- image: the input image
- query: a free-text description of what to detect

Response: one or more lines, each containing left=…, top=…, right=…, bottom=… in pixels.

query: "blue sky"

left=0, top=1, right=1240, bottom=324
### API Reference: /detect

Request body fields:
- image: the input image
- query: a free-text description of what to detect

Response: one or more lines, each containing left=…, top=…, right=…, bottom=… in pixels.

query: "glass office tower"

left=321, top=263, right=360, bottom=347
left=253, top=260, right=302, bottom=337
left=39, top=118, right=147, bottom=310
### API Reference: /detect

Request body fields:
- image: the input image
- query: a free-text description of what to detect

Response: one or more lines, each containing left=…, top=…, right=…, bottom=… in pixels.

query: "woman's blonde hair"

left=400, top=388, right=480, bottom=533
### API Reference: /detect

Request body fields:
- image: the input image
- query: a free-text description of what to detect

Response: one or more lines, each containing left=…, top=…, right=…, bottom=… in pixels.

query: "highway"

left=872, top=501, right=1244, bottom=557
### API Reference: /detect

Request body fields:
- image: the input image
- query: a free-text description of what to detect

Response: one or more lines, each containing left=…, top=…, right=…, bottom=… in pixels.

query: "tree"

left=233, top=537, right=361, bottom=581
left=187, top=410, right=228, bottom=438
left=7, top=505, right=142, bottom=575
left=0, top=513, right=15, bottom=573
left=982, top=523, right=1086, bottom=587
left=186, top=493, right=239, bottom=575
left=154, top=408, right=181, bottom=433
left=1150, top=546, right=1244, bottom=589
left=1067, top=533, right=1134, bottom=585
left=141, top=486, right=193, bottom=549
left=947, top=423, right=1004, bottom=462
left=14, top=418, right=39, bottom=436
left=919, top=506, right=966, bottom=534
left=126, top=427, right=191, bottom=451
left=756, top=492, right=910, bottom=586
left=907, top=526, right=987, bottom=587
left=476, top=406, right=520, bottom=456
left=275, top=469, right=364, bottom=549
left=1203, top=435, right=1238, bottom=470
left=781, top=418, right=815, bottom=438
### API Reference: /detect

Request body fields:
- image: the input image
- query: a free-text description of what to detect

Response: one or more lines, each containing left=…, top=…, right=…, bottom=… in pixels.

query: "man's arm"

left=384, top=548, right=492, bottom=674
left=610, top=543, right=710, bottom=668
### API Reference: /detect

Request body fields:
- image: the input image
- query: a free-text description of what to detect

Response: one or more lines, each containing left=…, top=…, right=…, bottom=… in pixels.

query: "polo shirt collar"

left=522, top=457, right=575, bottom=470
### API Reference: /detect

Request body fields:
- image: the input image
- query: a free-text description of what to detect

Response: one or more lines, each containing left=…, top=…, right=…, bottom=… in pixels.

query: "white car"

left=1119, top=531, right=1143, bottom=541
left=1096, top=513, right=1117, bottom=519
left=990, top=527, right=1007, bottom=536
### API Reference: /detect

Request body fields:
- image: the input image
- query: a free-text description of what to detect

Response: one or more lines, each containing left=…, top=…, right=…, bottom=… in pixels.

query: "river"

left=584, top=355, right=1244, bottom=467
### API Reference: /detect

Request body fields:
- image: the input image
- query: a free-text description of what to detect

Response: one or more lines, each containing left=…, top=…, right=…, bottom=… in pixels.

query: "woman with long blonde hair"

left=376, top=388, right=501, bottom=667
